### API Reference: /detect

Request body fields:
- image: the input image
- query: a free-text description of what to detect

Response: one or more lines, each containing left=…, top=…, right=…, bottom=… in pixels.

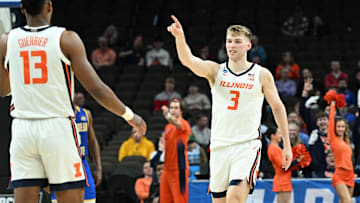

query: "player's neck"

left=27, top=16, right=50, bottom=27
left=228, top=59, right=252, bottom=74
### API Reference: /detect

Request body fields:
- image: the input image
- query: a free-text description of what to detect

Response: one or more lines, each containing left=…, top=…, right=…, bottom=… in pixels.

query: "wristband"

left=122, top=106, right=134, bottom=121
left=165, top=112, right=172, bottom=120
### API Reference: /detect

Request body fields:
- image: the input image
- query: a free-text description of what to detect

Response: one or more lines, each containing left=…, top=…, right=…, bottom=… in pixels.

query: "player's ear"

left=20, top=3, right=25, bottom=15
left=46, top=1, right=53, bottom=13
left=247, top=41, right=252, bottom=51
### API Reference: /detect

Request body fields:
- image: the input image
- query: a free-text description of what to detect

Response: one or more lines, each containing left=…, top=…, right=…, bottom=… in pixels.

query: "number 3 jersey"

left=5, top=26, right=74, bottom=119
left=210, top=62, right=264, bottom=150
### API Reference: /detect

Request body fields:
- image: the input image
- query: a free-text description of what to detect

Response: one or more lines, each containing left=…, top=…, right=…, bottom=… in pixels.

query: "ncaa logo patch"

left=223, top=68, right=229, bottom=76
left=81, top=116, right=86, bottom=121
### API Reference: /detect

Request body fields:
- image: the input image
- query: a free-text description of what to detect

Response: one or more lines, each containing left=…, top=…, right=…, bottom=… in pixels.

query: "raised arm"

left=86, top=109, right=102, bottom=187
left=0, top=33, right=10, bottom=97
left=261, top=68, right=292, bottom=170
left=60, top=30, right=146, bottom=135
left=327, top=101, right=337, bottom=145
left=167, top=15, right=219, bottom=85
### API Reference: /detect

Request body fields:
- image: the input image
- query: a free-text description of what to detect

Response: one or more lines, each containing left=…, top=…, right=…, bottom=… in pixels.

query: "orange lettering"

left=248, top=84, right=254, bottom=89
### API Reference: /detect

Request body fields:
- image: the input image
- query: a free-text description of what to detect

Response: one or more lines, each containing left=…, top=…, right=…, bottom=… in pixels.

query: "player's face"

left=335, top=120, right=346, bottom=137
left=169, top=101, right=182, bottom=118
left=225, top=34, right=251, bottom=61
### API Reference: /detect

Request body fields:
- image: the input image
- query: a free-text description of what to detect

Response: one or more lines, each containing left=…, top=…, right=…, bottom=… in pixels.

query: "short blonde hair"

left=226, top=25, right=252, bottom=42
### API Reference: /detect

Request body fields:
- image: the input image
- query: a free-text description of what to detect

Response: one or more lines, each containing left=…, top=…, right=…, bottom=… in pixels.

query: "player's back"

left=5, top=25, right=74, bottom=119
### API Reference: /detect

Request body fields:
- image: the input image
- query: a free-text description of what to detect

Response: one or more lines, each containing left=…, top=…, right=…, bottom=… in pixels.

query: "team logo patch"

left=81, top=116, right=86, bottom=121
left=248, top=73, right=255, bottom=81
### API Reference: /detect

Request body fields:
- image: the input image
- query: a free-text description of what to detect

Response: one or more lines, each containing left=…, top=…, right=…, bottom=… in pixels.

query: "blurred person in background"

left=275, top=51, right=301, bottom=80
left=118, top=128, right=155, bottom=162
left=248, top=35, right=267, bottom=65
left=91, top=36, right=116, bottom=69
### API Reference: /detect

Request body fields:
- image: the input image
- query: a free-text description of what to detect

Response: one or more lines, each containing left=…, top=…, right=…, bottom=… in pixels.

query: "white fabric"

left=210, top=63, right=264, bottom=150
left=209, top=139, right=261, bottom=192
left=10, top=118, right=84, bottom=184
left=5, top=26, right=74, bottom=118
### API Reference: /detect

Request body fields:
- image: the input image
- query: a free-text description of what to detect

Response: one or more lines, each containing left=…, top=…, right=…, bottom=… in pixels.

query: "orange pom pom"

left=336, top=94, right=347, bottom=108
left=324, top=90, right=338, bottom=104
left=292, top=144, right=312, bottom=168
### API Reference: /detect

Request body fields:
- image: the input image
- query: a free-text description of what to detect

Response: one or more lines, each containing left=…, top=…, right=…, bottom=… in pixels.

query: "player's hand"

left=161, top=105, right=169, bottom=116
left=282, top=146, right=292, bottom=171
left=127, top=114, right=147, bottom=136
left=94, top=168, right=102, bottom=187
left=167, top=15, right=185, bottom=38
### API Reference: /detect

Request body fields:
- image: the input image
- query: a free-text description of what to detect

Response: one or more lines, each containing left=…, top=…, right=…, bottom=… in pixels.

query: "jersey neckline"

left=225, top=61, right=255, bottom=77
left=21, top=25, right=52, bottom=32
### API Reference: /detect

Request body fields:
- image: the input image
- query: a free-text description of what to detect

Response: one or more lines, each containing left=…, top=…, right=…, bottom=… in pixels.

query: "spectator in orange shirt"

left=275, top=51, right=301, bottom=80
left=160, top=99, right=191, bottom=203
left=135, top=162, right=153, bottom=203
left=91, top=36, right=116, bottom=69
left=267, top=127, right=302, bottom=203
left=325, top=91, right=354, bottom=203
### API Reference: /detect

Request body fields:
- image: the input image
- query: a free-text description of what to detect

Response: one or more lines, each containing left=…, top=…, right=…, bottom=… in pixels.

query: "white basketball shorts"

left=209, top=139, right=261, bottom=197
left=9, top=118, right=86, bottom=191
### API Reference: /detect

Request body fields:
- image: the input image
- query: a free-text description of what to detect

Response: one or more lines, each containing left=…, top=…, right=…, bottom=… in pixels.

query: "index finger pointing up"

left=171, top=15, right=181, bottom=26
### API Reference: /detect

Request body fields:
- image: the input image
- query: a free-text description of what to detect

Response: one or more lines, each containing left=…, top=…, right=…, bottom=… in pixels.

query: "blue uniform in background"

left=52, top=106, right=96, bottom=202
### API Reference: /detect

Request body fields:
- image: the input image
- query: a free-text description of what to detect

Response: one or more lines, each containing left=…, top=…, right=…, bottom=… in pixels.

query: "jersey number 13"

left=20, top=50, right=48, bottom=84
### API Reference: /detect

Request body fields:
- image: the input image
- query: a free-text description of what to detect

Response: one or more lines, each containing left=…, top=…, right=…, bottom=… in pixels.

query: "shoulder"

left=259, top=67, right=274, bottom=82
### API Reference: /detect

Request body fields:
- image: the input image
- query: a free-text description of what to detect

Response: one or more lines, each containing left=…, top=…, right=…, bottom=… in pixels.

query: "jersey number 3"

left=228, top=90, right=240, bottom=110
left=20, top=50, right=48, bottom=84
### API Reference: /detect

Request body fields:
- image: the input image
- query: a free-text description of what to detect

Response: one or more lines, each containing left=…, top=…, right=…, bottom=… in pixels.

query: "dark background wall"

left=0, top=97, right=10, bottom=193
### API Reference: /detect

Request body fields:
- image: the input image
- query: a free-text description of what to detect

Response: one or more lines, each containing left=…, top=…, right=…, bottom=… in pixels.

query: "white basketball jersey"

left=210, top=62, right=264, bottom=149
left=4, top=25, right=74, bottom=119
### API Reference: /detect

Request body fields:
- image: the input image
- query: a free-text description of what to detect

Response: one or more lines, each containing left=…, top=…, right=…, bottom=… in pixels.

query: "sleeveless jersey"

left=4, top=25, right=74, bottom=119
left=210, top=62, right=264, bottom=149
left=76, top=106, right=89, bottom=159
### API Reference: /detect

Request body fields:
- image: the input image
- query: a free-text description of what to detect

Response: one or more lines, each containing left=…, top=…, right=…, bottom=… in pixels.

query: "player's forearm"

left=272, top=104, right=291, bottom=148
left=88, top=83, right=126, bottom=117
left=175, top=36, right=194, bottom=68
left=89, top=138, right=102, bottom=170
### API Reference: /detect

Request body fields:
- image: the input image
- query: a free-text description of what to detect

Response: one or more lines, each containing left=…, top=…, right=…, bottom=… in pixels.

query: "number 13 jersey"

left=5, top=26, right=74, bottom=119
left=210, top=62, right=264, bottom=150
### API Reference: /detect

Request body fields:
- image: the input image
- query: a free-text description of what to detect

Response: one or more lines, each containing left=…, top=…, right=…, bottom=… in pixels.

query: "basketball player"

left=160, top=99, right=191, bottom=203
left=51, top=92, right=102, bottom=203
left=167, top=15, right=292, bottom=202
left=0, top=1, right=146, bottom=203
